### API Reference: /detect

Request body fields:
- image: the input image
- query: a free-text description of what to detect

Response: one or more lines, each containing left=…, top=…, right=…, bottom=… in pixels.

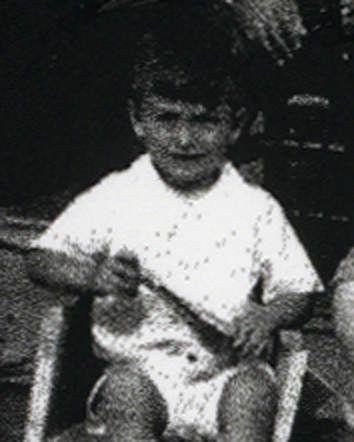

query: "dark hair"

left=129, top=2, right=259, bottom=111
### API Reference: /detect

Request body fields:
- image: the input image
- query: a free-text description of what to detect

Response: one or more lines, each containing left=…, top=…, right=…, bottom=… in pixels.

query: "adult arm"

left=332, top=247, right=354, bottom=364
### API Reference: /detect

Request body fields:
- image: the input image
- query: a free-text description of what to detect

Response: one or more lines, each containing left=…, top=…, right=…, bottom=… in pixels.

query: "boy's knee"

left=87, top=363, right=168, bottom=438
left=218, top=362, right=277, bottom=437
left=227, top=360, right=276, bottom=398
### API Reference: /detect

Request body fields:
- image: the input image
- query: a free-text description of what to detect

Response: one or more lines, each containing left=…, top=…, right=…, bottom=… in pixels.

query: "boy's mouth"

left=171, top=152, right=206, bottom=161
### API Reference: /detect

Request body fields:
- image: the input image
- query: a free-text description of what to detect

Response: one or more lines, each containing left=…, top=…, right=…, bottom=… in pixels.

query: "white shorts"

left=143, top=350, right=275, bottom=438
left=92, top=325, right=275, bottom=438
left=149, top=362, right=238, bottom=438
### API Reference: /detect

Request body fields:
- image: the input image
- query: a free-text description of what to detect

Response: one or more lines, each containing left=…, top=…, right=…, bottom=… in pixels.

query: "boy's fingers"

left=96, top=259, right=139, bottom=294
left=95, top=277, right=117, bottom=295
left=232, top=336, right=245, bottom=350
left=237, top=328, right=267, bottom=357
left=115, top=251, right=140, bottom=267
left=240, top=338, right=265, bottom=358
left=233, top=326, right=250, bottom=349
left=110, top=271, right=138, bottom=291
left=239, top=341, right=254, bottom=358
left=253, top=340, right=268, bottom=357
left=112, top=260, right=140, bottom=280
left=96, top=273, right=137, bottom=296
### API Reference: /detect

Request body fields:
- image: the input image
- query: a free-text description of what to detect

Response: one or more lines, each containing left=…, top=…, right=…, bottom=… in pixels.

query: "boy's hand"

left=232, top=303, right=276, bottom=358
left=94, top=251, right=141, bottom=298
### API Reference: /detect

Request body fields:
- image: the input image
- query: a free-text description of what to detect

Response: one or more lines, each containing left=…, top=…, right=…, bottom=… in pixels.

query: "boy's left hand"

left=232, top=303, right=277, bottom=358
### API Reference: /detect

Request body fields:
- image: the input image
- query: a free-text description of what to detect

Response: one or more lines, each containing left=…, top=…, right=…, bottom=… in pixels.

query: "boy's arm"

left=233, top=291, right=316, bottom=357
left=25, top=248, right=100, bottom=295
left=258, top=197, right=324, bottom=313
left=262, top=290, right=315, bottom=331
left=234, top=197, right=323, bottom=356
left=26, top=247, right=140, bottom=301
left=25, top=178, right=119, bottom=297
left=25, top=190, right=105, bottom=296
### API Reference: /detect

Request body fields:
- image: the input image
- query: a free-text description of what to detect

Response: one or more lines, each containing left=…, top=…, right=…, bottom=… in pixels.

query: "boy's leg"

left=217, top=360, right=277, bottom=442
left=54, top=362, right=168, bottom=442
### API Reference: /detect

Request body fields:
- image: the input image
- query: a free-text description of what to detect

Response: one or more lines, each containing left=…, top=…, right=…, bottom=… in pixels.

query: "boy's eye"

left=191, top=115, right=220, bottom=124
left=156, top=112, right=179, bottom=122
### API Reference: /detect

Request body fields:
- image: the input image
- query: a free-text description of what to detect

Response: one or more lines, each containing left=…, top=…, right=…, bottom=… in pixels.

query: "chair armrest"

left=24, top=305, right=67, bottom=442
left=273, top=330, right=308, bottom=442
left=24, top=297, right=104, bottom=442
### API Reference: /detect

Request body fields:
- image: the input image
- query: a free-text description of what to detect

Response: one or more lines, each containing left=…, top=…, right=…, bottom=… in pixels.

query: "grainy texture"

left=1, top=1, right=353, bottom=442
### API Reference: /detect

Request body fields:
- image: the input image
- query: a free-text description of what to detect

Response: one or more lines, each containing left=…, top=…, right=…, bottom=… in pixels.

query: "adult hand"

left=232, top=302, right=276, bottom=358
left=224, top=0, right=307, bottom=63
left=94, top=251, right=141, bottom=297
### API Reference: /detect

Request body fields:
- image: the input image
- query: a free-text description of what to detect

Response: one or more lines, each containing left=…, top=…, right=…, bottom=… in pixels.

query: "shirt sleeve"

left=30, top=182, right=112, bottom=261
left=256, top=195, right=324, bottom=303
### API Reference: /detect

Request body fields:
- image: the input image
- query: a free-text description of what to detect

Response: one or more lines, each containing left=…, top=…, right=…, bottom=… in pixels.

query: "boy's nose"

left=178, top=124, right=192, bottom=148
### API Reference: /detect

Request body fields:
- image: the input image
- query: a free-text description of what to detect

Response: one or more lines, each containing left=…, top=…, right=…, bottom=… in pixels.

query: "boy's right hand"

left=94, top=252, right=141, bottom=298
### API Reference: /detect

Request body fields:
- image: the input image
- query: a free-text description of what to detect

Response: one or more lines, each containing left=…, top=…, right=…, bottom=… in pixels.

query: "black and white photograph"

left=0, top=1, right=353, bottom=441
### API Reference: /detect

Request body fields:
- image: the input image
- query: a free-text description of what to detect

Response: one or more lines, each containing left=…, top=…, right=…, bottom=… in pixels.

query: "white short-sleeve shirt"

left=33, top=154, right=322, bottom=353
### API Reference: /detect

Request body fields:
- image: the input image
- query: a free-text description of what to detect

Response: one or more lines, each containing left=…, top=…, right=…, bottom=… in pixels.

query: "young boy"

left=27, top=27, right=323, bottom=442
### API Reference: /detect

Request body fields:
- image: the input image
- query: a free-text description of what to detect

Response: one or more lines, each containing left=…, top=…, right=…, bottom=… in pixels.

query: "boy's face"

left=131, top=93, right=242, bottom=191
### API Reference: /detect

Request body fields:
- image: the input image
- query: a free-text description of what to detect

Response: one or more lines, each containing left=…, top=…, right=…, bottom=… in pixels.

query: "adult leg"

left=217, top=361, right=277, bottom=442
left=333, top=281, right=354, bottom=428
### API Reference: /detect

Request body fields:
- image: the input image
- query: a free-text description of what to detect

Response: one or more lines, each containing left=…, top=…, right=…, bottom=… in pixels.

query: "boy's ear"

left=128, top=99, right=144, bottom=138
left=229, top=107, right=249, bottom=144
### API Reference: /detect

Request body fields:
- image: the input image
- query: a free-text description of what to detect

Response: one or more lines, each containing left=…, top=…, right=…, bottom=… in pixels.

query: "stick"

left=24, top=305, right=67, bottom=442
left=273, top=350, right=308, bottom=442
left=140, top=268, right=235, bottom=337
